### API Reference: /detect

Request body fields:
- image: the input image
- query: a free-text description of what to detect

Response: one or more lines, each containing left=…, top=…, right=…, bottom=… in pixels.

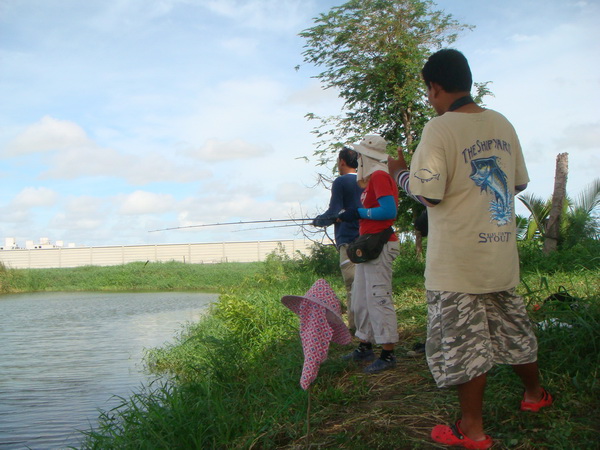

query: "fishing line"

left=231, top=224, right=309, bottom=232
left=148, top=217, right=326, bottom=233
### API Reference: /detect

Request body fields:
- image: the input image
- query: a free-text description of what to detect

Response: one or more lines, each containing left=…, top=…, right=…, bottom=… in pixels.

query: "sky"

left=1, top=0, right=598, bottom=248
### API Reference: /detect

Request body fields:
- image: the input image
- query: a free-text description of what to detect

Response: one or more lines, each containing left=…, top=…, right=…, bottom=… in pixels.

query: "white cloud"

left=87, top=0, right=184, bottom=34
left=286, top=80, right=342, bottom=107
left=50, top=196, right=108, bottom=232
left=43, top=146, right=212, bottom=184
left=510, top=34, right=540, bottom=43
left=117, top=151, right=212, bottom=185
left=182, top=138, right=272, bottom=161
left=170, top=181, right=311, bottom=230
left=4, top=116, right=90, bottom=156
left=117, top=190, right=175, bottom=215
left=65, top=196, right=106, bottom=215
left=203, top=0, right=309, bottom=31
left=555, top=122, right=600, bottom=151
left=220, top=37, right=259, bottom=55
left=176, top=76, right=308, bottom=147
left=42, top=145, right=128, bottom=179
left=14, top=187, right=58, bottom=208
left=275, top=182, right=316, bottom=203
left=0, top=187, right=58, bottom=230
left=2, top=116, right=213, bottom=184
left=0, top=207, right=30, bottom=225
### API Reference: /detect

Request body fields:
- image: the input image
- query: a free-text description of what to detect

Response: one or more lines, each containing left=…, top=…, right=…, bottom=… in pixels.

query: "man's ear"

left=429, top=81, right=443, bottom=98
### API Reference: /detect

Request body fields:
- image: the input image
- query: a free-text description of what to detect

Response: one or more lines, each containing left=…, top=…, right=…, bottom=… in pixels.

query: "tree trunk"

left=543, top=153, right=569, bottom=254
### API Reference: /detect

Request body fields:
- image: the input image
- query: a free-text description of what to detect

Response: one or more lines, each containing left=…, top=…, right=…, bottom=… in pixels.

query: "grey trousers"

left=339, top=244, right=356, bottom=329
left=351, top=240, right=399, bottom=344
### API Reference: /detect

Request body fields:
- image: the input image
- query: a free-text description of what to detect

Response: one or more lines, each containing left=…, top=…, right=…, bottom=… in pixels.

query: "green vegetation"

left=300, top=0, right=483, bottom=235
left=0, top=260, right=262, bottom=294
left=71, top=241, right=599, bottom=449
left=2, top=241, right=598, bottom=448
left=518, top=178, right=600, bottom=247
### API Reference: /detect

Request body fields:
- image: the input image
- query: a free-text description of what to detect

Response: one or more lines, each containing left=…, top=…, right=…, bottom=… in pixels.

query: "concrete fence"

left=0, top=239, right=315, bottom=269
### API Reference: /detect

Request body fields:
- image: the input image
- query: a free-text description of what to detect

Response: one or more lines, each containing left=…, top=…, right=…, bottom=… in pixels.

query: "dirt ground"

left=283, top=349, right=453, bottom=449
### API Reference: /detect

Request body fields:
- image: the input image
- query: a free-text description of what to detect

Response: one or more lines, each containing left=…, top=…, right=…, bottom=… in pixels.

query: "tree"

left=300, top=0, right=487, bottom=250
left=543, top=153, right=568, bottom=254
left=300, top=0, right=473, bottom=157
left=517, top=193, right=551, bottom=240
left=563, top=178, right=600, bottom=247
left=518, top=177, right=600, bottom=248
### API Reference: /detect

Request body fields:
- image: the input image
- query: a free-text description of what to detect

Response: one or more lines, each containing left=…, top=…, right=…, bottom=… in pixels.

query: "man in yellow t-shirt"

left=388, top=49, right=552, bottom=450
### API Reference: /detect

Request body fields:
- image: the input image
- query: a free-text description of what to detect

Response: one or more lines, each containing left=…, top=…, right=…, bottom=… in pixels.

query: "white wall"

left=0, top=239, right=314, bottom=269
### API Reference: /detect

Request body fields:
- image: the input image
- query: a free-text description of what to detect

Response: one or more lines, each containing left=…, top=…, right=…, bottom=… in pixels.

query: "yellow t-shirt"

left=410, top=109, right=529, bottom=294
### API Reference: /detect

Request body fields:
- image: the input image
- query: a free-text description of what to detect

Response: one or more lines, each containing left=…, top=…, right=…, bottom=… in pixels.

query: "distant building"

left=3, top=238, right=18, bottom=250
left=2, top=237, right=76, bottom=250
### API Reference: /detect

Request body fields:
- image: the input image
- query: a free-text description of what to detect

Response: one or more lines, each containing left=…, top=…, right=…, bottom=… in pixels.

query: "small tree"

left=300, top=0, right=473, bottom=159
left=518, top=193, right=551, bottom=240
left=518, top=177, right=600, bottom=249
left=300, top=0, right=489, bottom=250
left=563, top=178, right=600, bottom=246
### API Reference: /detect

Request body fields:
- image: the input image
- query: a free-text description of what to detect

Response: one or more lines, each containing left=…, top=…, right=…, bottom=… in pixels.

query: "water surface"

left=0, top=291, right=216, bottom=449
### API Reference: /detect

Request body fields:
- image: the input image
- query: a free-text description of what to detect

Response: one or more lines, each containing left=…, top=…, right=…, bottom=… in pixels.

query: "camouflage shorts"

left=426, top=289, right=538, bottom=388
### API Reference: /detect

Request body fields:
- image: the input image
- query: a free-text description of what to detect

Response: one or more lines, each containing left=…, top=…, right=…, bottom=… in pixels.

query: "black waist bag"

left=347, top=227, right=394, bottom=264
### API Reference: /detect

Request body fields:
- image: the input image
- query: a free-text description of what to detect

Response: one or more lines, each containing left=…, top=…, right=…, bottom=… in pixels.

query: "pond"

left=0, top=291, right=216, bottom=449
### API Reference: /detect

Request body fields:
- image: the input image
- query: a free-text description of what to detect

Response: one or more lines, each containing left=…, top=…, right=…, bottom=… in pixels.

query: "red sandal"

left=431, top=420, right=493, bottom=449
left=521, top=387, right=553, bottom=412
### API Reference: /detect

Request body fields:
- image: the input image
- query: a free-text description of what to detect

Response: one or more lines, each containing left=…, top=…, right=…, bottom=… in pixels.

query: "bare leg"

left=512, top=361, right=543, bottom=402
left=456, top=373, right=488, bottom=441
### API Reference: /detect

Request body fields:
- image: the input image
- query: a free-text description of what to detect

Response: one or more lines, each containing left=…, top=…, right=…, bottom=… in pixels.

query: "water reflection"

left=0, top=291, right=216, bottom=449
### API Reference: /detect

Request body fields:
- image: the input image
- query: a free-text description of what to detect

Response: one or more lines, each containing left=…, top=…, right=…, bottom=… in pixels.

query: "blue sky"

left=1, top=0, right=598, bottom=247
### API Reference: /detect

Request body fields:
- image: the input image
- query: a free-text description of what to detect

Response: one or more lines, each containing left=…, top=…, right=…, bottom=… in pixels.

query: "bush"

left=0, top=262, right=9, bottom=293
left=519, top=240, right=600, bottom=274
left=392, top=241, right=426, bottom=277
left=101, top=273, right=316, bottom=448
left=296, top=242, right=340, bottom=277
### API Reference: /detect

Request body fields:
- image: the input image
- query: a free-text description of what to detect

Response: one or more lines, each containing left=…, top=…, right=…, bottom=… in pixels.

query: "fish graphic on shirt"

left=469, top=156, right=512, bottom=226
left=413, top=168, right=441, bottom=183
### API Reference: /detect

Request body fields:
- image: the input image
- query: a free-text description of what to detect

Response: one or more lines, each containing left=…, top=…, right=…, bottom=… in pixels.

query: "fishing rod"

left=148, top=217, right=333, bottom=233
left=230, top=223, right=337, bottom=247
left=231, top=223, right=310, bottom=232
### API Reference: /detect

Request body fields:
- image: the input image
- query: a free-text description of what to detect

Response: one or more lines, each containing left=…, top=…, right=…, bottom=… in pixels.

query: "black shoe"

left=341, top=348, right=376, bottom=362
left=363, top=355, right=397, bottom=373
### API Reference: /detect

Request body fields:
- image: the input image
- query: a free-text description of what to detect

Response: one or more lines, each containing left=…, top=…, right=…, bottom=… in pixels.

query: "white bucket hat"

left=349, top=134, right=389, bottom=181
left=349, top=134, right=388, bottom=161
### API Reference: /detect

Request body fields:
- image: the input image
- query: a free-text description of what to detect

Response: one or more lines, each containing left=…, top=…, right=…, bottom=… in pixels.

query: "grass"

left=2, top=241, right=599, bottom=448
left=0, top=260, right=262, bottom=293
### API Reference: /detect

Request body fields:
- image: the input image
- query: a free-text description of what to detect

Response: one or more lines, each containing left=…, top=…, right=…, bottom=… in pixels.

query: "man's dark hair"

left=421, top=49, right=472, bottom=93
left=339, top=147, right=359, bottom=169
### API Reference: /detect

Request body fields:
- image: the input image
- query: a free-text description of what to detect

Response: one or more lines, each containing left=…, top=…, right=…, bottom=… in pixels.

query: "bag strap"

left=381, top=226, right=394, bottom=240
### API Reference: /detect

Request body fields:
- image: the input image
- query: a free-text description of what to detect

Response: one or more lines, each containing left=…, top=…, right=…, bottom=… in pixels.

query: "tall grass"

left=0, top=260, right=262, bottom=293
left=480, top=290, right=600, bottom=447
left=81, top=250, right=349, bottom=448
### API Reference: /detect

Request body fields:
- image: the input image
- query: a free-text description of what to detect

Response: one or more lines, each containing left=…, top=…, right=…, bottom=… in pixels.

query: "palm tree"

left=517, top=178, right=599, bottom=248
left=517, top=193, right=552, bottom=240
left=562, top=178, right=600, bottom=247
